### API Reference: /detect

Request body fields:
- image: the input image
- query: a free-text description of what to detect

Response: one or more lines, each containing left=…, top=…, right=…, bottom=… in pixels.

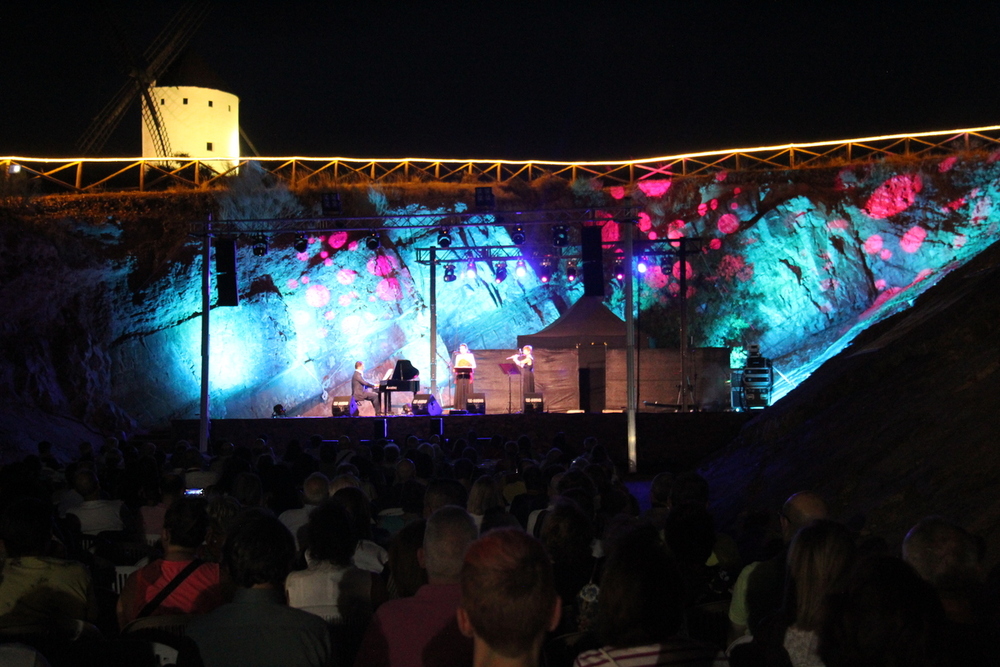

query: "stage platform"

left=173, top=411, right=754, bottom=473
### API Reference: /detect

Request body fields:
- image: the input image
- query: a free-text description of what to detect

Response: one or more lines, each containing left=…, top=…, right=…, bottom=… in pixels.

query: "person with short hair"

left=458, top=528, right=561, bottom=667
left=279, top=472, right=330, bottom=551
left=353, top=361, right=380, bottom=416
left=354, top=506, right=478, bottom=667
left=185, top=513, right=333, bottom=667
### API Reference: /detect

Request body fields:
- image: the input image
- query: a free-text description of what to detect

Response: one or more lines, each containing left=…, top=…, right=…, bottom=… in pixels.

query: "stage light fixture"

left=494, top=262, right=508, bottom=283
left=515, top=260, right=528, bottom=278
left=293, top=235, right=309, bottom=253
left=320, top=192, right=342, bottom=215
left=475, top=186, right=495, bottom=208
left=660, top=256, right=672, bottom=273
left=511, top=224, right=526, bottom=245
left=614, top=258, right=624, bottom=281
left=437, top=228, right=452, bottom=248
left=365, top=232, right=381, bottom=250
left=443, top=265, right=457, bottom=282
left=566, top=260, right=578, bottom=282
left=552, top=225, right=569, bottom=247
left=539, top=259, right=552, bottom=283
left=251, top=234, right=268, bottom=257
left=637, top=256, right=649, bottom=274
left=465, top=261, right=477, bottom=280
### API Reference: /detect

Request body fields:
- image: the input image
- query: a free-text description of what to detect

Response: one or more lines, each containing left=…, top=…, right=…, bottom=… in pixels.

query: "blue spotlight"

left=365, top=232, right=381, bottom=250
left=494, top=262, right=508, bottom=284
left=538, top=259, right=552, bottom=283
left=437, top=228, right=452, bottom=248
left=614, top=258, right=624, bottom=281
left=552, top=225, right=569, bottom=247
left=443, top=265, right=457, bottom=282
left=465, top=261, right=477, bottom=280
left=637, top=256, right=648, bottom=274
left=511, top=225, right=526, bottom=245
left=515, top=260, right=527, bottom=278
left=566, top=260, right=578, bottom=282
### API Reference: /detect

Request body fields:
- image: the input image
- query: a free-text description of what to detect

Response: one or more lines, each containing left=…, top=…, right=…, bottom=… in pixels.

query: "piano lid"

left=391, top=359, right=419, bottom=381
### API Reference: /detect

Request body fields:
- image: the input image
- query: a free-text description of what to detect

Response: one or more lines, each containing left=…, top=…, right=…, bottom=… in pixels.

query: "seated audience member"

left=385, top=519, right=428, bottom=599
left=64, top=468, right=130, bottom=536
left=540, top=498, right=598, bottom=634
left=730, top=519, right=855, bottom=667
left=573, top=525, right=726, bottom=667
left=117, top=496, right=223, bottom=629
left=287, top=500, right=386, bottom=622
left=355, top=506, right=477, bottom=667
left=332, top=487, right=388, bottom=574
left=185, top=513, right=333, bottom=667
left=423, top=479, right=469, bottom=519
left=729, top=492, right=827, bottom=642
left=200, top=495, right=240, bottom=563
left=0, top=497, right=99, bottom=630
left=279, top=472, right=330, bottom=551
left=466, top=477, right=505, bottom=533
left=819, top=555, right=950, bottom=667
left=902, top=516, right=990, bottom=661
left=508, top=465, right=550, bottom=529
left=138, top=473, right=185, bottom=541
left=457, top=528, right=561, bottom=667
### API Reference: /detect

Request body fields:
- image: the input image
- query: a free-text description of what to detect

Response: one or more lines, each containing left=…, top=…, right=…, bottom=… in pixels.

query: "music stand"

left=499, top=363, right=520, bottom=414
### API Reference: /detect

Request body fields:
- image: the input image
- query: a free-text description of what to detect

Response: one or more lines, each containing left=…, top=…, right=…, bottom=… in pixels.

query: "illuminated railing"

left=4, top=124, right=1000, bottom=195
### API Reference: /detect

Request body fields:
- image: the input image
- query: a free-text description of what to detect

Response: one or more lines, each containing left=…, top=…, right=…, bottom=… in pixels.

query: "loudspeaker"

left=331, top=396, right=352, bottom=416
left=412, top=394, right=442, bottom=416
left=524, top=392, right=544, bottom=414
left=215, top=237, right=239, bottom=306
left=581, top=226, right=604, bottom=297
left=467, top=393, right=486, bottom=414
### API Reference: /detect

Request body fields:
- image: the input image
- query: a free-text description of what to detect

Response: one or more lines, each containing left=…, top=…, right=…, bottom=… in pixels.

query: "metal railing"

left=4, top=124, right=1000, bottom=196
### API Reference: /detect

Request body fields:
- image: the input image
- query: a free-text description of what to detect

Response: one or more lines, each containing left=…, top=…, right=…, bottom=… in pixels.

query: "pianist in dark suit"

left=352, top=361, right=380, bottom=415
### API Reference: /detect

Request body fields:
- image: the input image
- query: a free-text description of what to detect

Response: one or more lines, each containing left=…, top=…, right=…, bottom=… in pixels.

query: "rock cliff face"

left=1, top=155, right=998, bottom=463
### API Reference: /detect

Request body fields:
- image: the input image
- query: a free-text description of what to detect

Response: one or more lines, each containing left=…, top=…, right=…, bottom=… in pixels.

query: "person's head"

left=421, top=505, right=477, bottom=584
left=231, top=471, right=263, bottom=507
left=302, top=472, right=330, bottom=505
left=786, top=519, right=856, bottom=631
left=388, top=518, right=428, bottom=598
left=819, top=556, right=949, bottom=667
left=668, top=471, right=709, bottom=508
left=458, top=528, right=560, bottom=661
left=649, top=472, right=674, bottom=508
left=540, top=498, right=594, bottom=565
left=163, top=496, right=210, bottom=549
left=663, top=502, right=716, bottom=569
left=395, top=458, right=416, bottom=484
left=466, top=476, right=505, bottom=516
left=424, top=478, right=469, bottom=518
left=781, top=491, right=828, bottom=542
left=355, top=361, right=364, bottom=370
left=328, top=473, right=361, bottom=496
left=459, top=343, right=468, bottom=354
left=903, top=516, right=982, bottom=602
left=305, top=500, right=357, bottom=567
left=522, top=345, right=533, bottom=355
left=223, top=513, right=296, bottom=589
left=1, top=497, right=53, bottom=557
left=72, top=468, right=101, bottom=499
left=597, top=525, right=686, bottom=647
left=331, top=486, right=374, bottom=541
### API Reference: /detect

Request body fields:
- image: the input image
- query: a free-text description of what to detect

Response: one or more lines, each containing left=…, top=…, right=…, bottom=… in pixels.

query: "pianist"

left=352, top=361, right=381, bottom=416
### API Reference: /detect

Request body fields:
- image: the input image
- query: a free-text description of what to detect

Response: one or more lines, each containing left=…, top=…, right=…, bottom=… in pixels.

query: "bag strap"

left=137, top=559, right=204, bottom=619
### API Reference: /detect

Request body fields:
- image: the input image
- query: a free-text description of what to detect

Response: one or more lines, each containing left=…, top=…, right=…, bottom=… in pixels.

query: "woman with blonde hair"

left=466, top=476, right=505, bottom=532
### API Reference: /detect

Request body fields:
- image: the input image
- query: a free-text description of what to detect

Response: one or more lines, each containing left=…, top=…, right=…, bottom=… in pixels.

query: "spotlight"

left=251, top=234, right=268, bottom=257
left=293, top=235, right=309, bottom=253
left=515, top=260, right=528, bottom=278
left=614, top=257, right=624, bottom=281
left=443, top=265, right=457, bottom=282
left=494, top=262, right=508, bottom=283
left=538, top=259, right=552, bottom=283
left=552, top=225, right=569, bottom=247
left=660, top=256, right=672, bottom=273
left=566, top=260, right=578, bottom=282
left=637, top=256, right=649, bottom=274
left=437, top=228, right=452, bottom=248
left=365, top=232, right=381, bottom=250
left=465, top=261, right=477, bottom=280
left=511, top=225, right=526, bottom=245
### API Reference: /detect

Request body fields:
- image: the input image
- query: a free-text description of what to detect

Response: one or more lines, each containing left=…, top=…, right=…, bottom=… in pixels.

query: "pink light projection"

left=367, top=255, right=397, bottom=277
left=286, top=278, right=299, bottom=289
left=827, top=219, right=849, bottom=231
left=602, top=220, right=621, bottom=244
left=671, top=260, right=694, bottom=280
left=638, top=212, right=653, bottom=231
left=637, top=180, right=672, bottom=197
left=297, top=252, right=309, bottom=262
left=718, top=213, right=740, bottom=235
left=324, top=311, right=335, bottom=320
left=305, top=284, right=331, bottom=308
left=879, top=249, right=893, bottom=260
left=715, top=171, right=728, bottom=182
left=609, top=186, right=626, bottom=200
left=863, top=235, right=884, bottom=254
left=646, top=266, right=668, bottom=289
left=328, top=232, right=349, bottom=249
left=376, top=278, right=403, bottom=302
left=863, top=174, right=922, bottom=219
left=337, top=269, right=358, bottom=285
left=938, top=156, right=957, bottom=172
left=709, top=238, right=722, bottom=250
left=300, top=276, right=310, bottom=284
left=900, top=226, right=927, bottom=253
left=953, top=234, right=968, bottom=248
left=698, top=203, right=709, bottom=216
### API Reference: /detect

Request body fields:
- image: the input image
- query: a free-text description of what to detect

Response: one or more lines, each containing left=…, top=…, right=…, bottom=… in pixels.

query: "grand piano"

left=378, top=360, right=419, bottom=415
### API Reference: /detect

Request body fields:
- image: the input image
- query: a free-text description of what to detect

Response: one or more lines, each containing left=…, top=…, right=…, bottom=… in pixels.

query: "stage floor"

left=173, top=411, right=753, bottom=473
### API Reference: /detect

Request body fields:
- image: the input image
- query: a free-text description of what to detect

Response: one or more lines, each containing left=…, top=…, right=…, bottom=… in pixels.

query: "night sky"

left=4, top=1, right=999, bottom=162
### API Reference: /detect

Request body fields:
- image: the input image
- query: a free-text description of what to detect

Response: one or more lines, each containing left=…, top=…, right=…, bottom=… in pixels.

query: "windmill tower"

left=77, top=2, right=241, bottom=171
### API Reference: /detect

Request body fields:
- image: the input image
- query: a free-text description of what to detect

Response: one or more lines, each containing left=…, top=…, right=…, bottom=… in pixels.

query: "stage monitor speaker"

left=215, top=237, right=239, bottom=306
left=523, top=392, right=544, bottom=414
left=373, top=418, right=388, bottom=439
left=467, top=393, right=486, bottom=414
left=412, top=394, right=442, bottom=416
left=331, top=396, right=352, bottom=416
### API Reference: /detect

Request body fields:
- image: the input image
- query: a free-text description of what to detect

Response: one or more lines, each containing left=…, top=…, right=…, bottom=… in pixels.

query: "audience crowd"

left=0, top=430, right=996, bottom=667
